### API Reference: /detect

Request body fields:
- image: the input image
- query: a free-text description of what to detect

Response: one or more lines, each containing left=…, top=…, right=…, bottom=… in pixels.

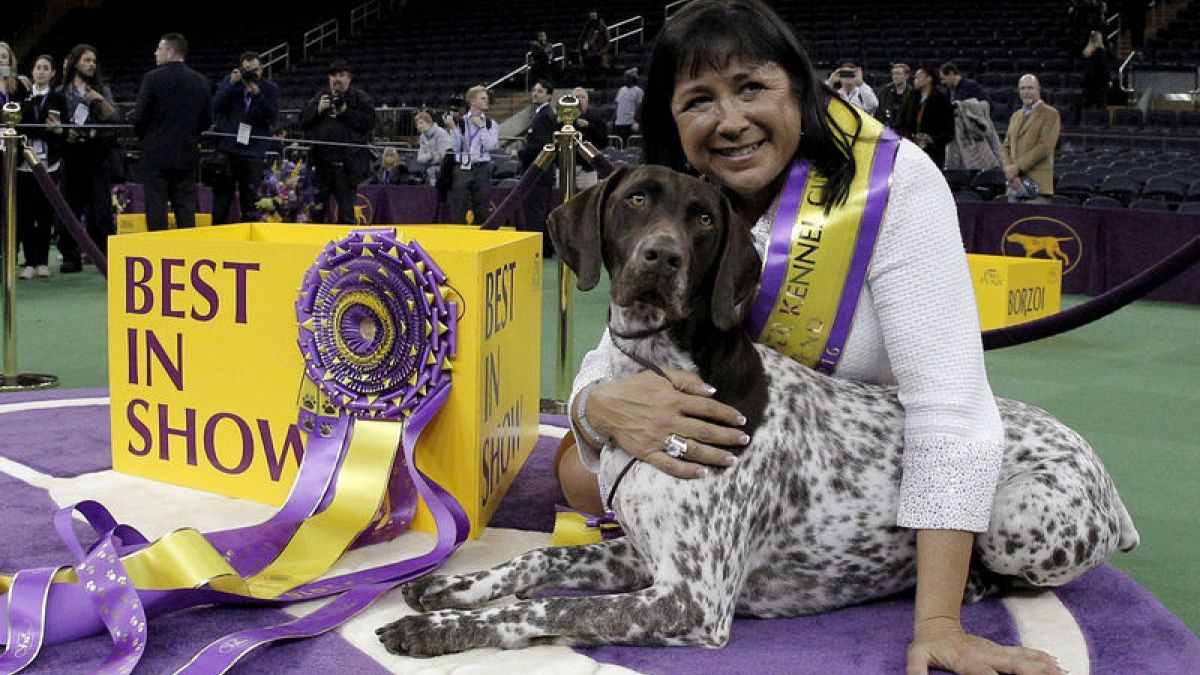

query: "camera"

left=240, top=68, right=259, bottom=85
left=329, top=90, right=345, bottom=108
left=838, top=68, right=857, bottom=79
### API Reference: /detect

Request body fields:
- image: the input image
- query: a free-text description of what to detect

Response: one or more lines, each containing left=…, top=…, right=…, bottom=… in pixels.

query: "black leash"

left=601, top=315, right=679, bottom=514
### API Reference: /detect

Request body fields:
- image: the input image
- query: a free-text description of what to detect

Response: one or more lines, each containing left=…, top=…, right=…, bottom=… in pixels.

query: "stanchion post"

left=538, top=94, right=597, bottom=414
left=1, top=102, right=58, bottom=391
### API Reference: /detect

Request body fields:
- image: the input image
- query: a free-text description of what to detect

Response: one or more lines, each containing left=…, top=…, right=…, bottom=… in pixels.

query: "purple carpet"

left=2, top=391, right=1198, bottom=674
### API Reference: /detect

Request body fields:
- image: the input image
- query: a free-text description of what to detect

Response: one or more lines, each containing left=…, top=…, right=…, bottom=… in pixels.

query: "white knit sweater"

left=570, top=140, right=1004, bottom=533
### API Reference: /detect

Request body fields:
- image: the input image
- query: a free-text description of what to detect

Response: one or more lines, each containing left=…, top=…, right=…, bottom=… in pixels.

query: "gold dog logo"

left=354, top=193, right=374, bottom=225
left=1001, top=216, right=1082, bottom=275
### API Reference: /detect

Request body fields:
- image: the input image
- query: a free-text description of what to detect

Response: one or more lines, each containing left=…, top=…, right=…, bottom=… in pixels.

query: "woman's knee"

left=555, top=433, right=604, bottom=516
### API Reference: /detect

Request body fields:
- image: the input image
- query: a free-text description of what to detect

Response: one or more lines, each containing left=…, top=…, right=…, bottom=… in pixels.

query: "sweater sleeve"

left=568, top=329, right=617, bottom=472
left=866, top=141, right=1004, bottom=533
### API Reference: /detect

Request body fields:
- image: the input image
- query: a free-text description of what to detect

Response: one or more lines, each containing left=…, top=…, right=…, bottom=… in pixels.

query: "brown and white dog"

left=377, top=165, right=1138, bottom=656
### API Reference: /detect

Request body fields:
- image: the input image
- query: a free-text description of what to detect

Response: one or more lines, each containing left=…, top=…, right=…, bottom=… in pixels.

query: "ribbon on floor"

left=0, top=229, right=467, bottom=674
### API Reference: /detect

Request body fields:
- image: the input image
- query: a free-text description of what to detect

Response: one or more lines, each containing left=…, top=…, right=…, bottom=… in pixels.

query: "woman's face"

left=32, top=58, right=54, bottom=85
left=671, top=59, right=801, bottom=201
left=0, top=48, right=11, bottom=67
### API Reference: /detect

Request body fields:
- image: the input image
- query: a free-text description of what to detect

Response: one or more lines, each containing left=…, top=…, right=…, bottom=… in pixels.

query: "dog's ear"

left=710, top=197, right=762, bottom=331
left=547, top=166, right=628, bottom=291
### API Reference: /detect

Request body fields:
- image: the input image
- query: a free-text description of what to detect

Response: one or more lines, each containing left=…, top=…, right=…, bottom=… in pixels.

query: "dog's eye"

left=625, top=193, right=647, bottom=209
left=697, top=213, right=713, bottom=227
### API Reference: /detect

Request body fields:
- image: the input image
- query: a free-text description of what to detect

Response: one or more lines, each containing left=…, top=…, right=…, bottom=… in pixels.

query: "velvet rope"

left=982, top=231, right=1200, bottom=349
left=592, top=151, right=617, bottom=179
left=27, top=160, right=109, bottom=278
left=480, top=160, right=549, bottom=231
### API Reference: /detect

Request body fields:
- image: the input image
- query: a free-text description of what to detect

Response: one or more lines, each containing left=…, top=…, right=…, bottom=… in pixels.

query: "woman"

left=557, top=2, right=1064, bottom=674
left=17, top=55, right=68, bottom=279
left=1081, top=31, right=1112, bottom=110
left=0, top=42, right=31, bottom=106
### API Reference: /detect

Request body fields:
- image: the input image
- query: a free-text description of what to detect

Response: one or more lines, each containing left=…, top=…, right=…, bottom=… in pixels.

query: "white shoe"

left=19, top=266, right=35, bottom=280
left=36, top=265, right=50, bottom=278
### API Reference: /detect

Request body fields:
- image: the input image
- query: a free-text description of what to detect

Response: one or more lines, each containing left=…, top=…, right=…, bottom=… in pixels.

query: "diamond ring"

left=663, top=433, right=689, bottom=459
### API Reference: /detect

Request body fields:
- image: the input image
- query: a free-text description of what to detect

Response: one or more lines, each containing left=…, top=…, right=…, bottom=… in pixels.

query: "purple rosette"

left=296, top=229, right=456, bottom=421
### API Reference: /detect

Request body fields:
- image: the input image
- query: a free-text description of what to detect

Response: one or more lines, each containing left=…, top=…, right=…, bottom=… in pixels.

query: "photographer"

left=299, top=59, right=375, bottom=224
left=210, top=51, right=281, bottom=224
left=828, top=63, right=878, bottom=115
left=441, top=85, right=497, bottom=224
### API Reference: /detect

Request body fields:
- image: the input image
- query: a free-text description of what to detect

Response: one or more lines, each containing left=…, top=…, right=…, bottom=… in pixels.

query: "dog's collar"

left=605, top=306, right=680, bottom=340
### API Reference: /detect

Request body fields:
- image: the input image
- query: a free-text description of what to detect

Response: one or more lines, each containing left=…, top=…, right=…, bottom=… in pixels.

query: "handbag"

left=200, top=150, right=233, bottom=187
left=435, top=152, right=456, bottom=199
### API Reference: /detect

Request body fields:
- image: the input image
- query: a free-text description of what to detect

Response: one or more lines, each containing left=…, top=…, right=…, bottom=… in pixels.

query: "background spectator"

left=940, top=62, right=989, bottom=105
left=527, top=31, right=554, bottom=88
left=571, top=86, right=608, bottom=190
left=613, top=69, right=642, bottom=145
left=16, top=54, right=66, bottom=279
left=414, top=110, right=452, bottom=185
left=130, top=33, right=211, bottom=232
left=299, top=58, right=375, bottom=224
left=443, top=84, right=498, bottom=224
left=371, top=147, right=407, bottom=184
left=210, top=50, right=281, bottom=224
left=0, top=42, right=31, bottom=106
left=829, top=62, right=877, bottom=115
left=896, top=66, right=954, bottom=167
left=519, top=79, right=557, bottom=252
left=1081, top=31, right=1112, bottom=111
left=1003, top=74, right=1061, bottom=198
left=578, top=9, right=609, bottom=87
left=58, top=43, right=119, bottom=271
left=875, top=63, right=910, bottom=127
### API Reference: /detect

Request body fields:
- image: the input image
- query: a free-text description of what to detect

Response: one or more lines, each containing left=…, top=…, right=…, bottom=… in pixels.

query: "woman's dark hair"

left=63, top=44, right=106, bottom=88
left=642, top=0, right=860, bottom=211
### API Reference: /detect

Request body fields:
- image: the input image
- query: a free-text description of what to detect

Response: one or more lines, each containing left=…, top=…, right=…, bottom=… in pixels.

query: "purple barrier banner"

left=122, top=183, right=525, bottom=228
left=958, top=202, right=1106, bottom=296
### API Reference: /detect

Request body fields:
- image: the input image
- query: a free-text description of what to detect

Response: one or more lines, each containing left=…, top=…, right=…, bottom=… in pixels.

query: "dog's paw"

left=402, top=574, right=478, bottom=612
left=376, top=613, right=490, bottom=657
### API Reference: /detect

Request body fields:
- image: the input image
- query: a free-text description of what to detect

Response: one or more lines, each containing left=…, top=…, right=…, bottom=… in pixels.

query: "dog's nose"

left=636, top=233, right=684, bottom=274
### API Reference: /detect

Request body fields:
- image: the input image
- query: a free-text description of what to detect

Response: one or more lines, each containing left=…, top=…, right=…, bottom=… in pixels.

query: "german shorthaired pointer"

left=377, top=165, right=1139, bottom=656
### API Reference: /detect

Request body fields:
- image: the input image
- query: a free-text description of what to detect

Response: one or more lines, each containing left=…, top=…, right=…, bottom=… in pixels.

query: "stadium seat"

left=1055, top=172, right=1096, bottom=199
left=972, top=168, right=1009, bottom=201
left=953, top=190, right=984, bottom=203
left=1098, top=175, right=1140, bottom=203
left=1177, top=202, right=1200, bottom=214
left=1129, top=199, right=1172, bottom=212
left=1083, top=195, right=1126, bottom=209
left=1141, top=176, right=1187, bottom=203
left=1187, top=179, right=1200, bottom=202
left=1111, top=109, right=1144, bottom=130
left=944, top=169, right=976, bottom=192
left=1048, top=194, right=1079, bottom=206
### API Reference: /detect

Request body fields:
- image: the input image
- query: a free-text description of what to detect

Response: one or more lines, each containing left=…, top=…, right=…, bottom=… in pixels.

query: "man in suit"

left=1002, top=74, right=1061, bottom=198
left=519, top=80, right=558, bottom=251
left=130, top=33, right=212, bottom=231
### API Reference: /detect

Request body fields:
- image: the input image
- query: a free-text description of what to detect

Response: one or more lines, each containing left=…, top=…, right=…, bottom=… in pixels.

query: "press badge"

left=73, top=103, right=89, bottom=126
left=237, top=123, right=252, bottom=145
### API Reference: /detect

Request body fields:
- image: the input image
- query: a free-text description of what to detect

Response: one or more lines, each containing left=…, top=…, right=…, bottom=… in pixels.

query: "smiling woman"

left=555, top=1, right=1074, bottom=674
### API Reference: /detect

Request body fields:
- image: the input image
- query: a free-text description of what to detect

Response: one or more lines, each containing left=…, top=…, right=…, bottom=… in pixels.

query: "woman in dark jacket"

left=18, top=55, right=68, bottom=278
left=895, top=66, right=954, bottom=168
left=1081, top=31, right=1112, bottom=109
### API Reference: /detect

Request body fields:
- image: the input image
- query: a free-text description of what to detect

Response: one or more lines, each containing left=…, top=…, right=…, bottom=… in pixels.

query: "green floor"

left=6, top=260, right=1199, bottom=637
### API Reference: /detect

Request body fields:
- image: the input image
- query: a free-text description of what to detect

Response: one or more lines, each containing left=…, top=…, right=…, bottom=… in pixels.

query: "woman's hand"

left=586, top=369, right=749, bottom=479
left=906, top=617, right=1066, bottom=675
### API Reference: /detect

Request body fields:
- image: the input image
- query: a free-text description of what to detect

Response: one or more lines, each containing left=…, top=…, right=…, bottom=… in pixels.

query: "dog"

left=377, top=165, right=1139, bottom=656
left=1006, top=233, right=1073, bottom=265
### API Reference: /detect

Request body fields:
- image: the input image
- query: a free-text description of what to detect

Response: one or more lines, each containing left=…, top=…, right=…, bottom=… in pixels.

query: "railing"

left=350, top=0, right=381, bottom=36
left=260, top=42, right=289, bottom=77
left=607, top=16, right=644, bottom=56
left=665, top=0, right=692, bottom=22
left=303, top=19, right=339, bottom=60
left=1119, top=51, right=1138, bottom=93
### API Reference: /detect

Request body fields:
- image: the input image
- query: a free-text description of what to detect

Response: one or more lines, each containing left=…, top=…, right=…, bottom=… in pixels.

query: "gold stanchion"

left=538, top=94, right=599, bottom=414
left=1, top=101, right=58, bottom=391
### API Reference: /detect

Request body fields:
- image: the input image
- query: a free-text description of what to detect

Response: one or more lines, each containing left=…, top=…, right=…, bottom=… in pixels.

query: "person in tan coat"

left=1002, top=74, right=1060, bottom=197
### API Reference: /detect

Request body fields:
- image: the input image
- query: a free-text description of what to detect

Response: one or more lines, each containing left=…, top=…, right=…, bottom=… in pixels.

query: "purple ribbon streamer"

left=481, top=161, right=548, bottom=231
left=746, top=158, right=811, bottom=339
left=0, top=568, right=56, bottom=673
left=814, top=128, right=900, bottom=375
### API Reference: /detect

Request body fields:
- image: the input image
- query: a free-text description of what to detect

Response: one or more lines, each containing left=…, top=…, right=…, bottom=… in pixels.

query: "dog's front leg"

left=403, top=539, right=650, bottom=612
left=379, top=585, right=721, bottom=657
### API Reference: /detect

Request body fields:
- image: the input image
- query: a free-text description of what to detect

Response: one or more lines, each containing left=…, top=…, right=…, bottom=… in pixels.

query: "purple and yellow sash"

left=0, top=230, right=467, bottom=674
left=746, top=101, right=901, bottom=374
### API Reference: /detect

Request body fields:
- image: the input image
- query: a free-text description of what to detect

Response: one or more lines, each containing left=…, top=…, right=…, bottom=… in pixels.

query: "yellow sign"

left=967, top=254, right=1062, bottom=330
left=107, top=223, right=542, bottom=539
left=117, top=213, right=214, bottom=234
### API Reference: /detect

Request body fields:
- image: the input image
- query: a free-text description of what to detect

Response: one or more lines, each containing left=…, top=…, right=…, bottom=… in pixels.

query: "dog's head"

left=547, top=166, right=761, bottom=331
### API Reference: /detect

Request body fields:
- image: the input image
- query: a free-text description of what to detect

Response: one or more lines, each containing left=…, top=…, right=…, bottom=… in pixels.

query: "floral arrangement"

left=110, top=184, right=133, bottom=217
left=255, top=158, right=318, bottom=223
